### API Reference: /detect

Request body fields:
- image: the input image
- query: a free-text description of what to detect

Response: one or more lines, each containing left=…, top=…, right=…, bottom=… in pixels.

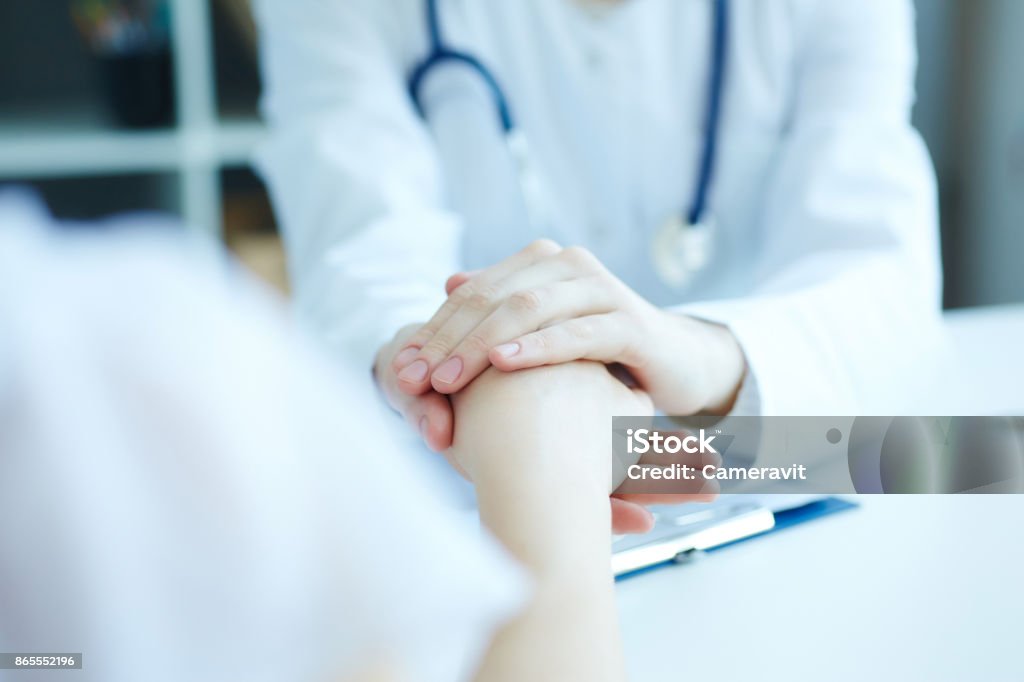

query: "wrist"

left=691, top=316, right=747, bottom=414
left=451, top=364, right=618, bottom=572
left=661, top=312, right=746, bottom=415
left=476, top=473, right=612, bottom=582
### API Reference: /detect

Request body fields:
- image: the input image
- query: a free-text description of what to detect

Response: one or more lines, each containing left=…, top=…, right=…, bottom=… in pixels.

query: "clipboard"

left=613, top=497, right=858, bottom=580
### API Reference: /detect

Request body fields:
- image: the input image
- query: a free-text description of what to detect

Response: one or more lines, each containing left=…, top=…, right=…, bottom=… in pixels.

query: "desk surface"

left=618, top=306, right=1024, bottom=681
left=617, top=496, right=1024, bottom=681
left=943, top=304, right=1024, bottom=414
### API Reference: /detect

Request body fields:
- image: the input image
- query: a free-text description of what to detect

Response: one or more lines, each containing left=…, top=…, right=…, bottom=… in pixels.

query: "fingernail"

left=433, top=356, right=463, bottom=385
left=418, top=416, right=429, bottom=439
left=494, top=342, right=521, bottom=358
left=394, top=346, right=419, bottom=368
left=398, top=359, right=429, bottom=383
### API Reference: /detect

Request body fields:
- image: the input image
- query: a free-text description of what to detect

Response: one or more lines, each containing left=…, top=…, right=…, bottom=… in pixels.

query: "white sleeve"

left=253, top=0, right=461, bottom=371
left=0, top=201, right=525, bottom=682
left=678, top=0, right=946, bottom=416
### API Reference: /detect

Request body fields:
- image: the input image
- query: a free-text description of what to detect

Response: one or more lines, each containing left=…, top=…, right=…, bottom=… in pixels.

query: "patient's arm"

left=449, top=361, right=650, bottom=682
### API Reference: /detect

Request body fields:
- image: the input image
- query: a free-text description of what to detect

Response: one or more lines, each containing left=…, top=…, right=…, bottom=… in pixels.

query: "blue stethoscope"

left=409, top=0, right=729, bottom=288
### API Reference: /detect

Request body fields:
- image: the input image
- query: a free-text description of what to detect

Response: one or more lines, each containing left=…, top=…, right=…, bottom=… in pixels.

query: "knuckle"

left=531, top=331, right=552, bottom=351
left=464, top=285, right=500, bottom=312
left=525, top=238, right=561, bottom=258
left=422, top=333, right=458, bottom=358
left=508, top=288, right=544, bottom=313
left=561, top=245, right=598, bottom=270
left=461, top=333, right=492, bottom=355
left=566, top=318, right=595, bottom=340
left=448, top=286, right=474, bottom=307
left=421, top=301, right=458, bottom=329
left=406, top=328, right=435, bottom=348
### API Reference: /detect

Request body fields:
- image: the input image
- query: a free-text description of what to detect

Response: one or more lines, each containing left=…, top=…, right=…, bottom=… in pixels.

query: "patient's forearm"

left=451, top=363, right=628, bottom=682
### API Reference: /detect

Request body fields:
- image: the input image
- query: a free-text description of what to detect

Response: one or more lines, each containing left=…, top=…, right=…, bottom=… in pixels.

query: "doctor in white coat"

left=254, top=0, right=944, bottom=453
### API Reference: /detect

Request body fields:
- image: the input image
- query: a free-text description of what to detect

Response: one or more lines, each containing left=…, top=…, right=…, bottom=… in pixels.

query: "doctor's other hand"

left=392, top=240, right=747, bottom=416
left=375, top=323, right=455, bottom=452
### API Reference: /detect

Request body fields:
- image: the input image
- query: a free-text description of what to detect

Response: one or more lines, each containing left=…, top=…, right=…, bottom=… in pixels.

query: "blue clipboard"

left=614, top=497, right=858, bottom=581
left=708, top=496, right=858, bottom=553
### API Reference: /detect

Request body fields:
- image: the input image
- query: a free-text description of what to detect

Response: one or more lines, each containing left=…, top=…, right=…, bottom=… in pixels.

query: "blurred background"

left=0, top=0, right=1021, bottom=307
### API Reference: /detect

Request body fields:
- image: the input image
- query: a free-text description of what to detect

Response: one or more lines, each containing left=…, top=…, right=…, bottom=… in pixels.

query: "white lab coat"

left=255, top=0, right=945, bottom=415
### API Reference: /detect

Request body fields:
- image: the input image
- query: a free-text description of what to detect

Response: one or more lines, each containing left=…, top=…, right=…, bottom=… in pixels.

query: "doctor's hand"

left=377, top=324, right=665, bottom=534
left=375, top=323, right=455, bottom=453
left=391, top=240, right=747, bottom=416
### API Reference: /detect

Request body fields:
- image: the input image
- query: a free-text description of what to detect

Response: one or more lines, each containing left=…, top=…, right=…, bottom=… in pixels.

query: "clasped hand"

left=374, top=240, right=742, bottom=532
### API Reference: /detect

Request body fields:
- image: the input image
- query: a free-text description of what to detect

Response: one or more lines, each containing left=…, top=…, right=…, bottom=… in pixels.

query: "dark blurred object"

left=216, top=0, right=256, bottom=54
left=70, top=0, right=174, bottom=128
left=23, top=173, right=180, bottom=223
left=211, top=0, right=261, bottom=119
left=222, top=167, right=289, bottom=292
left=97, top=49, right=174, bottom=128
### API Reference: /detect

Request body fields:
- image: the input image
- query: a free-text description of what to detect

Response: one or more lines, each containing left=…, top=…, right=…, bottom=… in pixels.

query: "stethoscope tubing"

left=408, top=0, right=728, bottom=230
left=688, top=0, right=728, bottom=227
left=408, top=0, right=515, bottom=132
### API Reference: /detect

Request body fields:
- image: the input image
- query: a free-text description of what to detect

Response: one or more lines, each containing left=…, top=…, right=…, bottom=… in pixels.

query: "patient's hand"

left=447, top=361, right=651, bottom=490
left=449, top=363, right=718, bottom=681
left=447, top=362, right=717, bottom=534
left=451, top=362, right=650, bottom=682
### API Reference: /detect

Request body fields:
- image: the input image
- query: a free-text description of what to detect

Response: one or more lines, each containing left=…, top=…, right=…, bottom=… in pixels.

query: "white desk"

left=618, top=496, right=1024, bottom=681
left=942, top=304, right=1024, bottom=414
left=617, top=306, right=1024, bottom=681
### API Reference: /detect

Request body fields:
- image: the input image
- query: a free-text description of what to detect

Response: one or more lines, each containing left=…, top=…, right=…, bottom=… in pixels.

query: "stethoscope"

left=408, top=0, right=729, bottom=288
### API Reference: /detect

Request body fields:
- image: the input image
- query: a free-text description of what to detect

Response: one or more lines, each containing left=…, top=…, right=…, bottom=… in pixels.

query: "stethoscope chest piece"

left=651, top=214, right=716, bottom=289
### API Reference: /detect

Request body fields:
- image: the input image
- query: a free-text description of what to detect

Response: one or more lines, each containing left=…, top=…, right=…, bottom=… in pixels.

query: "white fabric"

left=0, top=194, right=525, bottom=682
left=254, top=0, right=946, bottom=416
